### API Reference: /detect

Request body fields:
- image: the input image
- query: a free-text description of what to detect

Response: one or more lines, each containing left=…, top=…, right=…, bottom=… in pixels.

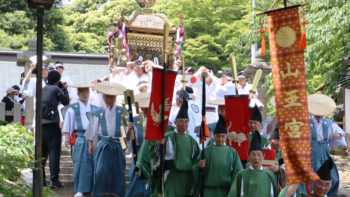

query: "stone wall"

left=0, top=49, right=110, bottom=98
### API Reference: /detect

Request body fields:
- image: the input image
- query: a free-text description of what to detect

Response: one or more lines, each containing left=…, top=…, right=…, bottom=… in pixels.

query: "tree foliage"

left=0, top=0, right=71, bottom=51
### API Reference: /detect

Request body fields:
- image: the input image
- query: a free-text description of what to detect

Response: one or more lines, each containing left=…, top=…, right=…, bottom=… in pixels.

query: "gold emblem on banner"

left=150, top=98, right=171, bottom=126
left=275, top=27, right=296, bottom=48
left=227, top=121, right=248, bottom=147
left=284, top=118, right=304, bottom=138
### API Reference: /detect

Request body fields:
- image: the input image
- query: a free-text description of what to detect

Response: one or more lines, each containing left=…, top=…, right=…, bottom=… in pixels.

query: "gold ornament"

left=275, top=26, right=296, bottom=48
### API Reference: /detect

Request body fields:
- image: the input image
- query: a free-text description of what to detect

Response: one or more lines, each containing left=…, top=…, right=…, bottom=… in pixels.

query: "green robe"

left=248, top=132, right=269, bottom=148
left=164, top=131, right=200, bottom=197
left=135, top=125, right=175, bottom=197
left=228, top=167, right=277, bottom=197
left=192, top=145, right=243, bottom=197
left=278, top=185, right=307, bottom=197
left=148, top=129, right=200, bottom=197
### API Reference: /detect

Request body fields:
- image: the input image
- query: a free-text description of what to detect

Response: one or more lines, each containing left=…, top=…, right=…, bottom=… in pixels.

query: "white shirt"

left=187, top=99, right=202, bottom=145
left=89, top=90, right=105, bottom=107
left=85, top=105, right=122, bottom=148
left=311, top=116, right=341, bottom=142
left=311, top=116, right=347, bottom=147
left=137, top=73, right=150, bottom=83
left=60, top=73, right=77, bottom=102
left=238, top=83, right=255, bottom=95
left=109, top=72, right=123, bottom=84
left=23, top=77, right=46, bottom=97
left=120, top=71, right=138, bottom=90
left=62, top=101, right=92, bottom=136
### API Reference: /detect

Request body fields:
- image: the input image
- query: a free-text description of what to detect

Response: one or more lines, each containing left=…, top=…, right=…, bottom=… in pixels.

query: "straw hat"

left=94, top=81, right=127, bottom=96
left=135, top=92, right=150, bottom=108
left=308, top=94, right=336, bottom=116
left=134, top=92, right=150, bottom=100
left=68, top=83, right=93, bottom=88
left=269, top=96, right=276, bottom=108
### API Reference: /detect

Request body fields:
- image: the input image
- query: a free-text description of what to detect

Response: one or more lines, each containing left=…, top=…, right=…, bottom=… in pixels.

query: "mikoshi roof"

left=68, top=83, right=94, bottom=88
left=94, top=81, right=127, bottom=96
left=308, top=94, right=336, bottom=116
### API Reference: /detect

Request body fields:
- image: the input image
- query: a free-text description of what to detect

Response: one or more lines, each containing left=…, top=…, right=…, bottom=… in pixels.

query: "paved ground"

left=333, top=153, right=350, bottom=197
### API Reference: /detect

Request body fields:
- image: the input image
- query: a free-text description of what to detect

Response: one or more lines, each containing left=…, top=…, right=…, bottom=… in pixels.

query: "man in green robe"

left=242, top=105, right=269, bottom=168
left=192, top=115, right=243, bottom=197
left=151, top=99, right=200, bottom=197
left=278, top=157, right=334, bottom=197
left=248, top=105, right=269, bottom=148
left=228, top=131, right=277, bottom=197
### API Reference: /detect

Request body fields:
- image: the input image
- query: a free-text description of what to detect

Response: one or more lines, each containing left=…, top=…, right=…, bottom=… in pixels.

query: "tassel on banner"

left=306, top=181, right=311, bottom=197
left=256, top=18, right=266, bottom=55
left=200, top=116, right=210, bottom=144
left=299, top=8, right=308, bottom=50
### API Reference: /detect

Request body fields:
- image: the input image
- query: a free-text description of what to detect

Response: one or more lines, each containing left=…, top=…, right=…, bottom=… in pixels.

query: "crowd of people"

left=1, top=57, right=347, bottom=197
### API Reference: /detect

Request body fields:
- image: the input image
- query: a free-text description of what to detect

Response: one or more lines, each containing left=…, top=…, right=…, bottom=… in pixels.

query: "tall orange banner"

left=267, top=7, right=318, bottom=184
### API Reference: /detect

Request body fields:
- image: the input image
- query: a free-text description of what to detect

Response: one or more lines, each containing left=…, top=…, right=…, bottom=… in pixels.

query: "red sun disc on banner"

left=190, top=76, right=197, bottom=84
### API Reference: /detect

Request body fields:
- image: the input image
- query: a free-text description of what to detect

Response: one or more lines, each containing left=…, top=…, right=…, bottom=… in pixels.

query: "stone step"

left=60, top=161, right=73, bottom=168
left=60, top=155, right=72, bottom=162
left=61, top=148, right=70, bottom=156
left=45, top=167, right=73, bottom=175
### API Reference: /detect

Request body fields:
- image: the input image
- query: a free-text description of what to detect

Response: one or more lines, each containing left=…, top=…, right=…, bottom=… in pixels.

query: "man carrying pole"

left=192, top=114, right=242, bottom=197
left=143, top=22, right=178, bottom=196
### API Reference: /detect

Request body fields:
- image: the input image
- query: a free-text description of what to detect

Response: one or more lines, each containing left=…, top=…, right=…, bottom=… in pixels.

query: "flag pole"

left=159, top=21, right=170, bottom=197
left=229, top=55, right=239, bottom=95
left=199, top=74, right=206, bottom=196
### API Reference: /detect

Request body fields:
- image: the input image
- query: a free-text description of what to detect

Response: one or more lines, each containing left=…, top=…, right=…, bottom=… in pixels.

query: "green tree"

left=153, top=0, right=253, bottom=72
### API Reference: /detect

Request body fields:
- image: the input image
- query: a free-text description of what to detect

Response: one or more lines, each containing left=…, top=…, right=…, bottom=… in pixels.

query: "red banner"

left=267, top=7, right=318, bottom=183
left=145, top=68, right=177, bottom=141
left=225, top=95, right=251, bottom=160
left=262, top=149, right=276, bottom=167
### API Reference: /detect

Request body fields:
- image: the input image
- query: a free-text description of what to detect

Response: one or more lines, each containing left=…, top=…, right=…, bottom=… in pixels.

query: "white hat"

left=95, top=81, right=127, bottom=96
left=135, top=93, right=151, bottom=108
left=6, top=87, right=17, bottom=94
left=308, top=94, right=336, bottom=116
left=54, top=62, right=64, bottom=69
left=29, top=55, right=48, bottom=64
left=137, top=81, right=149, bottom=90
left=208, top=84, right=236, bottom=105
left=68, top=83, right=93, bottom=88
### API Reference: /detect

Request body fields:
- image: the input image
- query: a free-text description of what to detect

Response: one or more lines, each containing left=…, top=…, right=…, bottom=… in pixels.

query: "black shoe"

left=50, top=180, right=64, bottom=189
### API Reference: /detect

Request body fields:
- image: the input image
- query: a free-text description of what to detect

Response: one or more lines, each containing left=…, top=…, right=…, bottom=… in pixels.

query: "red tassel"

left=299, top=8, right=308, bottom=50
left=299, top=31, right=306, bottom=49
left=306, top=181, right=311, bottom=197
left=261, top=36, right=266, bottom=55
left=200, top=117, right=210, bottom=144
left=256, top=18, right=266, bottom=55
